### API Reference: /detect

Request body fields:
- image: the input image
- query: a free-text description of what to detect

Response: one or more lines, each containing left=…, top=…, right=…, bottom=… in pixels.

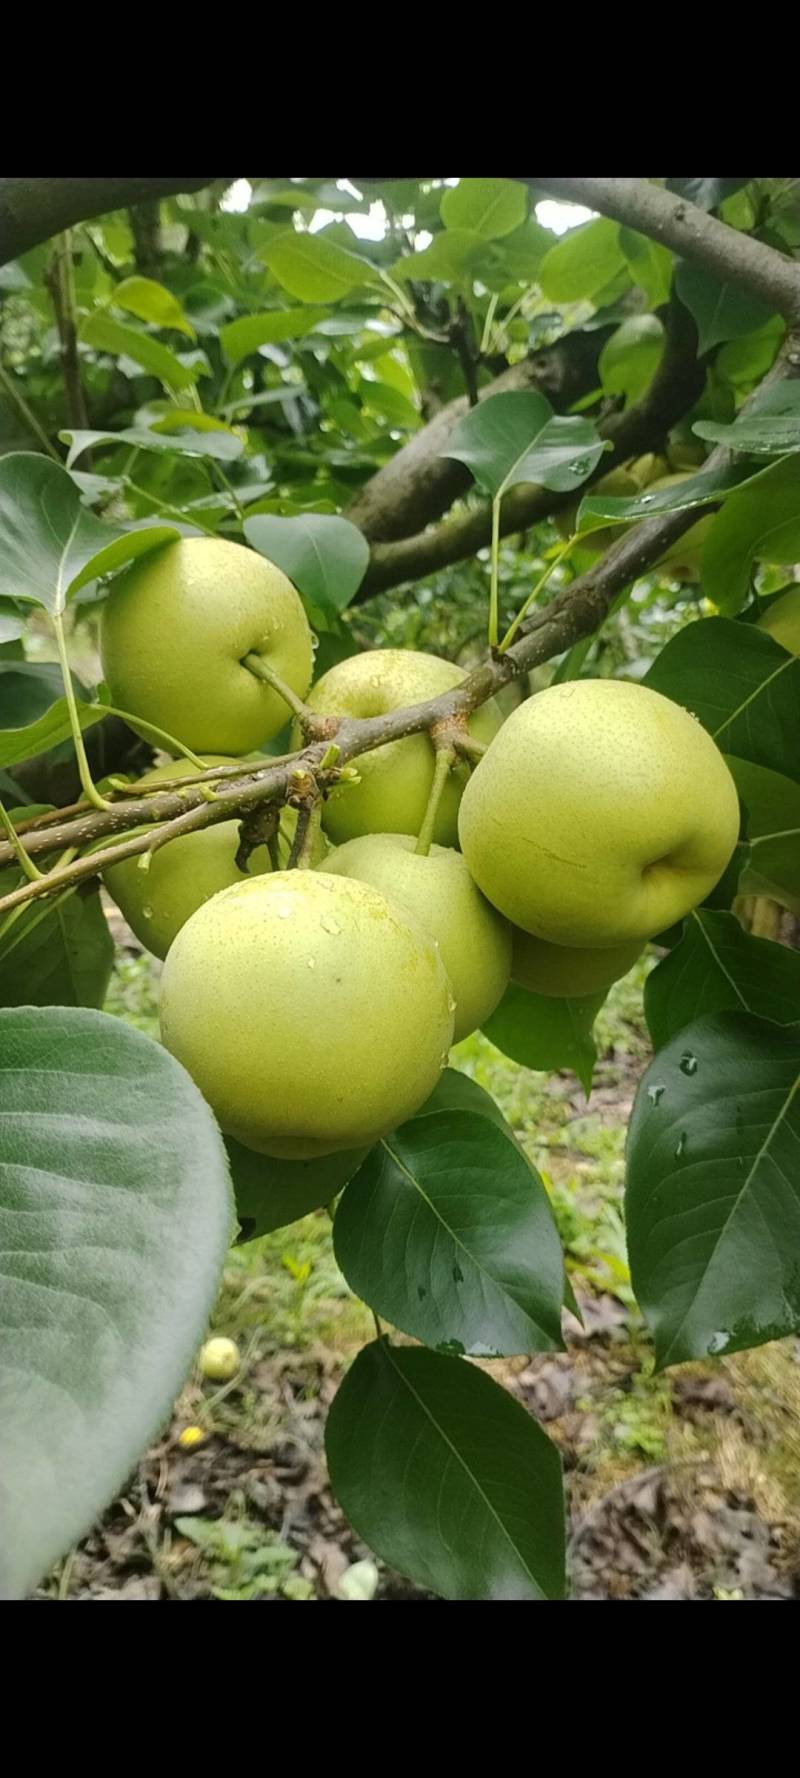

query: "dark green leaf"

left=644, top=617, right=800, bottom=782
left=674, top=260, right=775, bottom=354
left=244, top=512, right=369, bottom=612
left=483, top=982, right=607, bottom=1094
left=325, top=1339, right=566, bottom=1599
left=440, top=179, right=527, bottom=240
left=0, top=600, right=23, bottom=645
left=729, top=757, right=800, bottom=910
left=0, top=884, right=113, bottom=1009
left=701, top=456, right=800, bottom=612
left=0, top=1005, right=233, bottom=1598
left=538, top=218, right=627, bottom=304
left=618, top=228, right=673, bottom=306
left=577, top=463, right=749, bottom=529
left=626, top=1012, right=800, bottom=1367
left=334, top=1111, right=564, bottom=1357
left=0, top=694, right=106, bottom=768
left=0, top=453, right=179, bottom=615
left=645, top=908, right=800, bottom=1049
left=443, top=390, right=607, bottom=499
left=666, top=178, right=751, bottom=212
left=226, top=1135, right=369, bottom=1241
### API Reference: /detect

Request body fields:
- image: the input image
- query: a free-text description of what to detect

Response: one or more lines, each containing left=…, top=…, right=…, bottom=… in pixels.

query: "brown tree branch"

left=533, top=177, right=800, bottom=323
left=356, top=292, right=703, bottom=597
left=0, top=178, right=222, bottom=269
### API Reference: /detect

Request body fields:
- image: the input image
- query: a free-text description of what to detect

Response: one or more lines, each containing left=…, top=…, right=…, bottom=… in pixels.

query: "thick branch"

left=0, top=178, right=222, bottom=268
left=346, top=329, right=610, bottom=544
left=533, top=177, right=800, bottom=323
left=357, top=292, right=703, bottom=597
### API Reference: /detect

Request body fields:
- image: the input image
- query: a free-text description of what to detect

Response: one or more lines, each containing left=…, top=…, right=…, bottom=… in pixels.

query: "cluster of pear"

left=101, top=537, right=741, bottom=1162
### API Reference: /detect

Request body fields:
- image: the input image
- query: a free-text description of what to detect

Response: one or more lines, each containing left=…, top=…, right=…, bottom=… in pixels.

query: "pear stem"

left=498, top=536, right=575, bottom=653
left=415, top=746, right=456, bottom=857
left=488, top=495, right=501, bottom=648
left=241, top=652, right=316, bottom=729
left=53, top=612, right=114, bottom=811
left=287, top=799, right=322, bottom=871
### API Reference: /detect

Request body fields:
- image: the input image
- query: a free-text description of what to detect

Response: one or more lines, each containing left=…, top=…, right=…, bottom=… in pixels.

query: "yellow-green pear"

left=756, top=587, right=800, bottom=654
left=103, top=757, right=325, bottom=960
left=458, top=679, right=740, bottom=947
left=298, top=649, right=504, bottom=846
left=101, top=537, right=314, bottom=754
left=159, top=871, right=454, bottom=1159
left=512, top=929, right=642, bottom=998
left=324, top=833, right=512, bottom=1041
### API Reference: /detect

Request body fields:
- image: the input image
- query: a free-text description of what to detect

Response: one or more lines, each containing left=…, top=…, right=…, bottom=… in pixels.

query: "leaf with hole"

left=334, top=1110, right=564, bottom=1357
left=644, top=616, right=800, bottom=783
left=325, top=1339, right=566, bottom=1599
left=443, top=390, right=607, bottom=499
left=626, top=1011, right=800, bottom=1367
left=644, top=909, right=800, bottom=1050
left=0, top=453, right=180, bottom=616
left=482, top=982, right=607, bottom=1094
left=244, top=512, right=369, bottom=612
left=0, top=1005, right=233, bottom=1598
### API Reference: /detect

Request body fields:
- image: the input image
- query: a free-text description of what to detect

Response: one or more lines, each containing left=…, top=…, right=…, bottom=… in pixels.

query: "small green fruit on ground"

left=299, top=649, right=503, bottom=846
left=199, top=1337, right=241, bottom=1382
left=101, top=537, right=314, bottom=754
left=325, top=833, right=512, bottom=1041
left=159, top=871, right=454, bottom=1159
left=512, top=930, right=642, bottom=998
left=103, top=758, right=325, bottom=959
left=757, top=586, right=800, bottom=654
left=459, top=679, right=740, bottom=947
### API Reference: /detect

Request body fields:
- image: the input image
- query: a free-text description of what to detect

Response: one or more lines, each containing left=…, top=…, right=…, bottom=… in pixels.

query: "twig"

left=0, top=361, right=61, bottom=461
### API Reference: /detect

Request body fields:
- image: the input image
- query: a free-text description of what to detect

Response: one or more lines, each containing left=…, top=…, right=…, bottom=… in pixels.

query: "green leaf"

left=262, top=231, right=374, bottom=303
left=667, top=178, right=751, bottom=212
left=334, top=1111, right=564, bottom=1357
left=220, top=305, right=330, bottom=366
left=674, top=260, right=775, bottom=353
left=357, top=378, right=420, bottom=429
left=226, top=1135, right=370, bottom=1241
left=694, top=382, right=800, bottom=455
left=413, top=1065, right=517, bottom=1137
left=483, top=982, right=607, bottom=1094
left=0, top=1005, right=233, bottom=1598
left=62, top=425, right=244, bottom=466
left=325, top=1339, right=566, bottom=1600
left=0, top=885, right=113, bottom=1010
left=443, top=390, right=607, bottom=499
left=0, top=453, right=179, bottom=617
left=599, top=314, right=665, bottom=407
left=538, top=218, right=627, bottom=303
left=701, top=456, right=800, bottom=612
left=111, top=276, right=196, bottom=339
left=0, top=600, right=23, bottom=645
left=440, top=179, right=527, bottom=241
left=618, top=228, right=673, bottom=306
left=0, top=661, right=80, bottom=729
left=79, top=312, right=201, bottom=390
left=644, top=617, right=800, bottom=783
left=626, top=1012, right=800, bottom=1368
left=0, top=695, right=106, bottom=768
left=576, top=463, right=749, bottom=529
left=392, top=229, right=486, bottom=283
left=244, top=512, right=369, bottom=612
left=644, top=909, right=800, bottom=1050
left=482, top=218, right=552, bottom=286
left=729, top=757, right=800, bottom=911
